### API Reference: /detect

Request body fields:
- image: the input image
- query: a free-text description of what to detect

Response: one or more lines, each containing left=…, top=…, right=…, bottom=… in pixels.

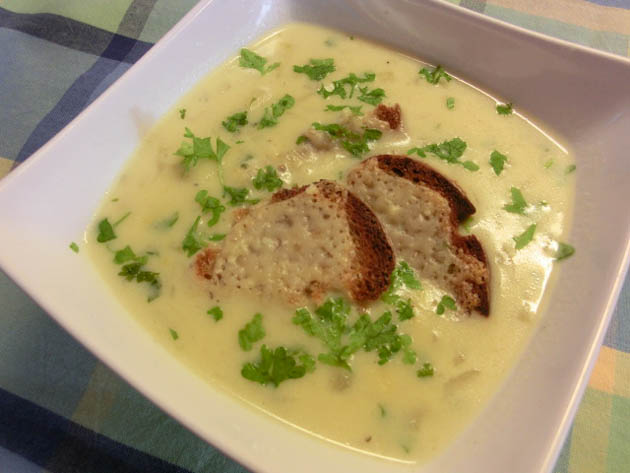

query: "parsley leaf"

left=324, top=104, right=363, bottom=115
left=490, top=150, right=508, bottom=176
left=69, top=242, right=79, bottom=253
left=258, top=94, right=295, bottom=129
left=417, top=362, right=434, bottom=377
left=195, top=190, right=225, bottom=226
left=223, top=186, right=260, bottom=206
left=252, top=166, right=283, bottom=192
left=182, top=216, right=206, bottom=257
left=296, top=135, right=309, bottom=145
left=241, top=345, right=314, bottom=387
left=169, top=328, right=179, bottom=340
left=381, top=262, right=421, bottom=321
left=408, top=138, right=477, bottom=171
left=238, top=313, right=266, bottom=351
left=114, top=246, right=161, bottom=301
left=419, top=65, right=451, bottom=85
left=312, top=122, right=382, bottom=157
left=97, top=218, right=116, bottom=243
left=293, top=58, right=336, bottom=81
left=555, top=242, right=575, bottom=260
left=179, top=108, right=186, bottom=119
left=207, top=306, right=223, bottom=321
left=446, top=97, right=455, bottom=110
left=239, top=48, right=279, bottom=75
left=496, top=102, right=513, bottom=115
left=114, top=245, right=138, bottom=264
left=436, top=295, right=456, bottom=315
left=565, top=164, right=577, bottom=175
left=317, top=72, right=376, bottom=100
left=357, top=86, right=385, bottom=106
left=222, top=111, right=248, bottom=133
left=504, top=187, right=528, bottom=214
left=513, top=224, right=537, bottom=250
left=154, top=212, right=179, bottom=229
left=175, top=128, right=230, bottom=176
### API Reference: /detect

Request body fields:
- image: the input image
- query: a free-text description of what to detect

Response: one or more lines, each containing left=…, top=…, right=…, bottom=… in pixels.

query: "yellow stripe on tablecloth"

left=0, top=157, right=14, bottom=180
left=568, top=389, right=612, bottom=473
left=588, top=345, right=617, bottom=394
left=71, top=363, right=121, bottom=431
left=489, top=0, right=630, bottom=36
left=614, top=350, right=630, bottom=397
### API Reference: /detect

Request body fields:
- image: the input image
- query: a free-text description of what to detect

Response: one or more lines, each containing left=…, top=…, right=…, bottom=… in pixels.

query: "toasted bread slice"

left=197, top=180, right=394, bottom=305
left=346, top=155, right=490, bottom=315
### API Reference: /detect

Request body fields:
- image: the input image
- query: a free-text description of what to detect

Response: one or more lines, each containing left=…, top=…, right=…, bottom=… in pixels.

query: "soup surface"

left=86, top=23, right=575, bottom=463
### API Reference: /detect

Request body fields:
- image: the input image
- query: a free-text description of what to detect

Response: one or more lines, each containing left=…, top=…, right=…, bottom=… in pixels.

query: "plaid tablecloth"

left=1, top=1, right=629, bottom=472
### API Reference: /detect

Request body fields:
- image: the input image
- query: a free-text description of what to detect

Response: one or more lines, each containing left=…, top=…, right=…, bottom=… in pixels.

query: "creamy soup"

left=86, top=23, right=575, bottom=463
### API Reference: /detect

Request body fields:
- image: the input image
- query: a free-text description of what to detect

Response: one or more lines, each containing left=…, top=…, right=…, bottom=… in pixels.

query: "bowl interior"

left=1, top=1, right=629, bottom=472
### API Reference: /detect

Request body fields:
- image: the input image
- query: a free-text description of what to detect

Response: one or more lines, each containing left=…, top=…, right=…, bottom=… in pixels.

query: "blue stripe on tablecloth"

left=0, top=388, right=192, bottom=473
left=0, top=7, right=152, bottom=64
left=13, top=0, right=157, bottom=166
left=584, top=0, right=630, bottom=9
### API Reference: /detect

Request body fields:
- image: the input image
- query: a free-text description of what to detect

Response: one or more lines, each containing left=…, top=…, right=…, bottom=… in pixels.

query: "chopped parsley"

left=222, top=111, right=248, bottom=133
left=208, top=234, right=225, bottom=241
left=324, top=104, right=363, bottom=115
left=169, top=328, right=179, bottom=340
left=293, top=297, right=417, bottom=370
left=565, top=164, right=577, bottom=175
left=407, top=138, right=478, bottom=171
left=258, top=94, right=295, bottom=129
left=293, top=58, right=336, bottom=80
left=296, top=135, right=309, bottom=145
left=154, top=212, right=179, bottom=229
left=489, top=150, right=508, bottom=176
left=317, top=72, right=377, bottom=101
left=114, top=245, right=161, bottom=301
left=182, top=216, right=206, bottom=257
left=446, top=97, right=455, bottom=110
left=69, top=242, right=79, bottom=253
left=357, top=86, right=385, bottom=106
left=496, top=102, right=513, bottom=115
left=513, top=224, right=537, bottom=250
left=436, top=295, right=456, bottom=315
left=96, top=218, right=116, bottom=243
left=223, top=185, right=260, bottom=206
left=555, top=242, right=575, bottom=261
left=239, top=48, right=279, bottom=75
left=417, top=362, right=434, bottom=378
left=378, top=404, right=387, bottom=417
left=207, top=306, right=223, bottom=322
left=381, top=261, right=421, bottom=322
left=252, top=166, right=283, bottom=192
left=419, top=65, right=451, bottom=85
left=179, top=108, right=186, bottom=119
left=195, top=190, right=225, bottom=226
left=503, top=187, right=528, bottom=214
left=241, top=345, right=315, bottom=387
left=544, top=159, right=554, bottom=169
left=175, top=127, right=230, bottom=177
left=238, top=313, right=266, bottom=351
left=311, top=122, right=381, bottom=157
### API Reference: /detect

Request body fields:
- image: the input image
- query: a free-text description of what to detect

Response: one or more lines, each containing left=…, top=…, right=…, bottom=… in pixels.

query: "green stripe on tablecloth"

left=0, top=157, right=13, bottom=179
left=607, top=395, right=630, bottom=472
left=483, top=4, right=630, bottom=55
left=1, top=0, right=134, bottom=33
left=568, top=389, right=613, bottom=473
left=139, top=0, right=198, bottom=43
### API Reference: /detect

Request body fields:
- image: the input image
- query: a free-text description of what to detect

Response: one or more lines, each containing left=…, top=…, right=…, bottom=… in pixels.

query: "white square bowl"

left=1, top=1, right=630, bottom=472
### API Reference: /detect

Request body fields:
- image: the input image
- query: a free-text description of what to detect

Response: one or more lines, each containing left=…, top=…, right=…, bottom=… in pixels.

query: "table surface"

left=1, top=1, right=629, bottom=472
